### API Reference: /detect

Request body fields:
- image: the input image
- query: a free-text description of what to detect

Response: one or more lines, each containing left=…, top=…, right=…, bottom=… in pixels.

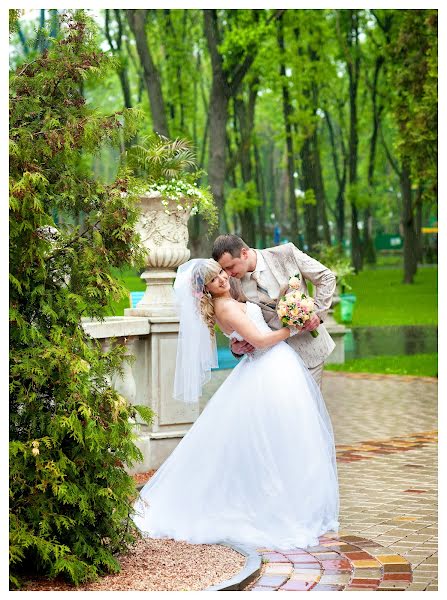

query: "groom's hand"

left=303, top=313, right=321, bottom=332
left=231, top=339, right=255, bottom=355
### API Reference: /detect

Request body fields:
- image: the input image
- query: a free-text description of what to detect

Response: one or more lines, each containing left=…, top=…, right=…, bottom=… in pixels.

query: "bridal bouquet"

left=276, top=274, right=319, bottom=338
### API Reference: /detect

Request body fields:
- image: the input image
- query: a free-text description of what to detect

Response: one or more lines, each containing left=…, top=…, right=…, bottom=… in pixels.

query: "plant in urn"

left=123, top=134, right=217, bottom=316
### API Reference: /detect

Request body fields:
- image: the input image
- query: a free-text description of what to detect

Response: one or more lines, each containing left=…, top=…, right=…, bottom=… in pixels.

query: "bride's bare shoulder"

left=214, top=299, right=246, bottom=318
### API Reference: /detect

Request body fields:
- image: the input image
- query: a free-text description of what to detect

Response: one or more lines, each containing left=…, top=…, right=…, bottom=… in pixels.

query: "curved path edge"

left=203, top=543, right=262, bottom=591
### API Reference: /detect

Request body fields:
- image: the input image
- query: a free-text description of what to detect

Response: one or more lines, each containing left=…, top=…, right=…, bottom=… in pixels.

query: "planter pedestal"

left=125, top=192, right=195, bottom=469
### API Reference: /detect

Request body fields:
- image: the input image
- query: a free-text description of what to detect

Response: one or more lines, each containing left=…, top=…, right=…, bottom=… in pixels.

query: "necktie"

left=251, top=273, right=276, bottom=308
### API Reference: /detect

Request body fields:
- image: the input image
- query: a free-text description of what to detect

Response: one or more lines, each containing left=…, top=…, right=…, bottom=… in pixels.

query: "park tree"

left=336, top=9, right=365, bottom=273
left=375, top=9, right=437, bottom=283
left=291, top=11, right=335, bottom=250
left=9, top=10, right=153, bottom=587
left=204, top=9, right=284, bottom=233
left=126, top=9, right=170, bottom=137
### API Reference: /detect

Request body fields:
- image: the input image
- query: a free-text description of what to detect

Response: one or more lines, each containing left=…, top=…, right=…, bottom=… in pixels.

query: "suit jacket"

left=230, top=243, right=336, bottom=368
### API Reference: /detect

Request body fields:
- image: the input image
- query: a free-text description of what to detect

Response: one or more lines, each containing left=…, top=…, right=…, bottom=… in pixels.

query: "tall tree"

left=324, top=106, right=347, bottom=246
left=377, top=9, right=437, bottom=283
left=233, top=77, right=259, bottom=245
left=337, top=9, right=363, bottom=272
left=104, top=9, right=133, bottom=110
left=362, top=12, right=392, bottom=264
left=277, top=14, right=299, bottom=245
left=126, top=9, right=169, bottom=136
left=204, top=9, right=284, bottom=231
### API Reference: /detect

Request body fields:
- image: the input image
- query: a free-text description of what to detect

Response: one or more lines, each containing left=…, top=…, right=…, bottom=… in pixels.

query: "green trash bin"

left=340, top=293, right=357, bottom=323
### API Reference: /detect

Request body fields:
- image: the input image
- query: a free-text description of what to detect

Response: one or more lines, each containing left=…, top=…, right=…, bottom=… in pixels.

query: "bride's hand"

left=231, top=339, right=255, bottom=355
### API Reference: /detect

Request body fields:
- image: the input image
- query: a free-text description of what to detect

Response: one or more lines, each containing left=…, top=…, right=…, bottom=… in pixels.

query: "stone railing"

left=82, top=315, right=209, bottom=475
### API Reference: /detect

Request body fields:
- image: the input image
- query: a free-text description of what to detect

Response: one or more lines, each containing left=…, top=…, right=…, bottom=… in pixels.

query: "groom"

left=212, top=234, right=336, bottom=389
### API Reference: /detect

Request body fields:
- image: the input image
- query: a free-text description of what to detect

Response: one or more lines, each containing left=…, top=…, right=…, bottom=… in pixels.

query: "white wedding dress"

left=133, top=302, right=339, bottom=551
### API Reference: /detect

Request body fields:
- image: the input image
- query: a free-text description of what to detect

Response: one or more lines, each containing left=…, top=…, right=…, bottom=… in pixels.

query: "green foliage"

left=312, top=242, right=355, bottom=291
left=303, top=188, right=317, bottom=206
left=226, top=181, right=260, bottom=216
left=384, top=10, right=438, bottom=203
left=9, top=9, right=23, bottom=34
left=124, top=133, right=217, bottom=229
left=9, top=10, right=154, bottom=588
left=125, top=134, right=197, bottom=181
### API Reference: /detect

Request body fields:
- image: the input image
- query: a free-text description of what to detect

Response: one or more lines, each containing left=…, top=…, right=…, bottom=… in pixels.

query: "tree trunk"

left=234, top=80, right=258, bottom=247
left=300, top=137, right=319, bottom=252
left=362, top=205, right=376, bottom=263
left=278, top=16, right=299, bottom=245
left=203, top=10, right=230, bottom=229
left=364, top=54, right=384, bottom=264
left=126, top=9, right=169, bottom=137
left=415, top=184, right=424, bottom=264
left=401, top=161, right=418, bottom=283
left=347, top=11, right=362, bottom=273
left=105, top=10, right=133, bottom=110
left=254, top=141, right=267, bottom=247
left=324, top=109, right=347, bottom=247
left=312, top=124, right=331, bottom=245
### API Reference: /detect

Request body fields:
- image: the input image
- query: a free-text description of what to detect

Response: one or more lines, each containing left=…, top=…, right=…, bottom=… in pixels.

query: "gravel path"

left=23, top=537, right=246, bottom=591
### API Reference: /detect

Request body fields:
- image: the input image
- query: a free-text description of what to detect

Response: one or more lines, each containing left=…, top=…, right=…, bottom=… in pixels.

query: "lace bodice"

left=223, top=301, right=272, bottom=341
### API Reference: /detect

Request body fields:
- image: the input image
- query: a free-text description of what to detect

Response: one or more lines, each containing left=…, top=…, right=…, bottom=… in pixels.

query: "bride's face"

left=205, top=268, right=230, bottom=297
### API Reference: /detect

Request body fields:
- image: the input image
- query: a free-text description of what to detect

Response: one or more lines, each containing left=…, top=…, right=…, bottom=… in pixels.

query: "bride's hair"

left=191, top=259, right=221, bottom=336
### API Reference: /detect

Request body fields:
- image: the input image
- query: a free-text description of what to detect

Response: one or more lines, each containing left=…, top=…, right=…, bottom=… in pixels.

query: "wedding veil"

left=172, top=259, right=219, bottom=403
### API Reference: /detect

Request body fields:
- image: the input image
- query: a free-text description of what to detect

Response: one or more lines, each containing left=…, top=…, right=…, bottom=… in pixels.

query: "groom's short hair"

left=212, top=234, right=249, bottom=260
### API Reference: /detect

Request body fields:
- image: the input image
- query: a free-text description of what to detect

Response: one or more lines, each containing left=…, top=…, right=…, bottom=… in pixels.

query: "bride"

left=133, top=258, right=340, bottom=551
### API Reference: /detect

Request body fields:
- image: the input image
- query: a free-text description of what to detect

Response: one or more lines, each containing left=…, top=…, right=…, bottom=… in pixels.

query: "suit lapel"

left=262, top=248, right=290, bottom=287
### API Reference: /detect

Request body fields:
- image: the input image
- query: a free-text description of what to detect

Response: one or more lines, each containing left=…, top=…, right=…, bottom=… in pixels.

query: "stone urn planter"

left=130, top=191, right=191, bottom=317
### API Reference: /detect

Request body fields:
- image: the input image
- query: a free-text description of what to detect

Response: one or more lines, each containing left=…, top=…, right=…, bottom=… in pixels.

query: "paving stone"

left=280, top=579, right=316, bottom=591
left=319, top=574, right=351, bottom=585
left=264, top=564, right=293, bottom=575
left=251, top=586, right=279, bottom=591
left=351, top=568, right=383, bottom=579
left=311, top=583, right=345, bottom=591
left=351, top=578, right=381, bottom=586
left=345, top=586, right=374, bottom=591
left=292, top=563, right=322, bottom=571
left=256, top=575, right=288, bottom=587
left=406, top=583, right=428, bottom=591
left=290, top=568, right=321, bottom=576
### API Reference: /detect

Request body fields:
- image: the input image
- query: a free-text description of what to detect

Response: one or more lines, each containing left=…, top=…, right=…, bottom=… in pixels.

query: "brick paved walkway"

left=245, top=371, right=438, bottom=591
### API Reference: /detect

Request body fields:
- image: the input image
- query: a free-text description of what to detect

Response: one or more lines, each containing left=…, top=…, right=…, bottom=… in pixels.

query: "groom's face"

left=218, top=248, right=250, bottom=279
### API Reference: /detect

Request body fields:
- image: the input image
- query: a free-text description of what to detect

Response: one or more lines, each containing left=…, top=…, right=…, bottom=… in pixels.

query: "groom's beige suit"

left=230, top=243, right=336, bottom=387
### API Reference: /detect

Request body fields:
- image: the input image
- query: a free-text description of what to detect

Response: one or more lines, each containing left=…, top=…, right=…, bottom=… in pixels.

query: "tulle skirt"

left=133, top=341, right=339, bottom=551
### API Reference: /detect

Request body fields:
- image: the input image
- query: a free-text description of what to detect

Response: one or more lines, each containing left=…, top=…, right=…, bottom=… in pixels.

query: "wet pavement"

left=245, top=371, right=438, bottom=591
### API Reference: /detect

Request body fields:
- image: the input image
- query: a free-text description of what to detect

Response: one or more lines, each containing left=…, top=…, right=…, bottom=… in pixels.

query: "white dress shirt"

left=242, top=250, right=281, bottom=301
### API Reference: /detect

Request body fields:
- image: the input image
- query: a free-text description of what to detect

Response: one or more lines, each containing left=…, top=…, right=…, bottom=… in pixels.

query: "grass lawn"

left=325, top=353, right=438, bottom=378
left=333, top=265, right=438, bottom=327
left=105, top=269, right=146, bottom=316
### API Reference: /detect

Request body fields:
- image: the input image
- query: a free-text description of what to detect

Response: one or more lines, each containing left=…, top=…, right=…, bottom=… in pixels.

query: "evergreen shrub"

left=9, top=10, right=153, bottom=588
